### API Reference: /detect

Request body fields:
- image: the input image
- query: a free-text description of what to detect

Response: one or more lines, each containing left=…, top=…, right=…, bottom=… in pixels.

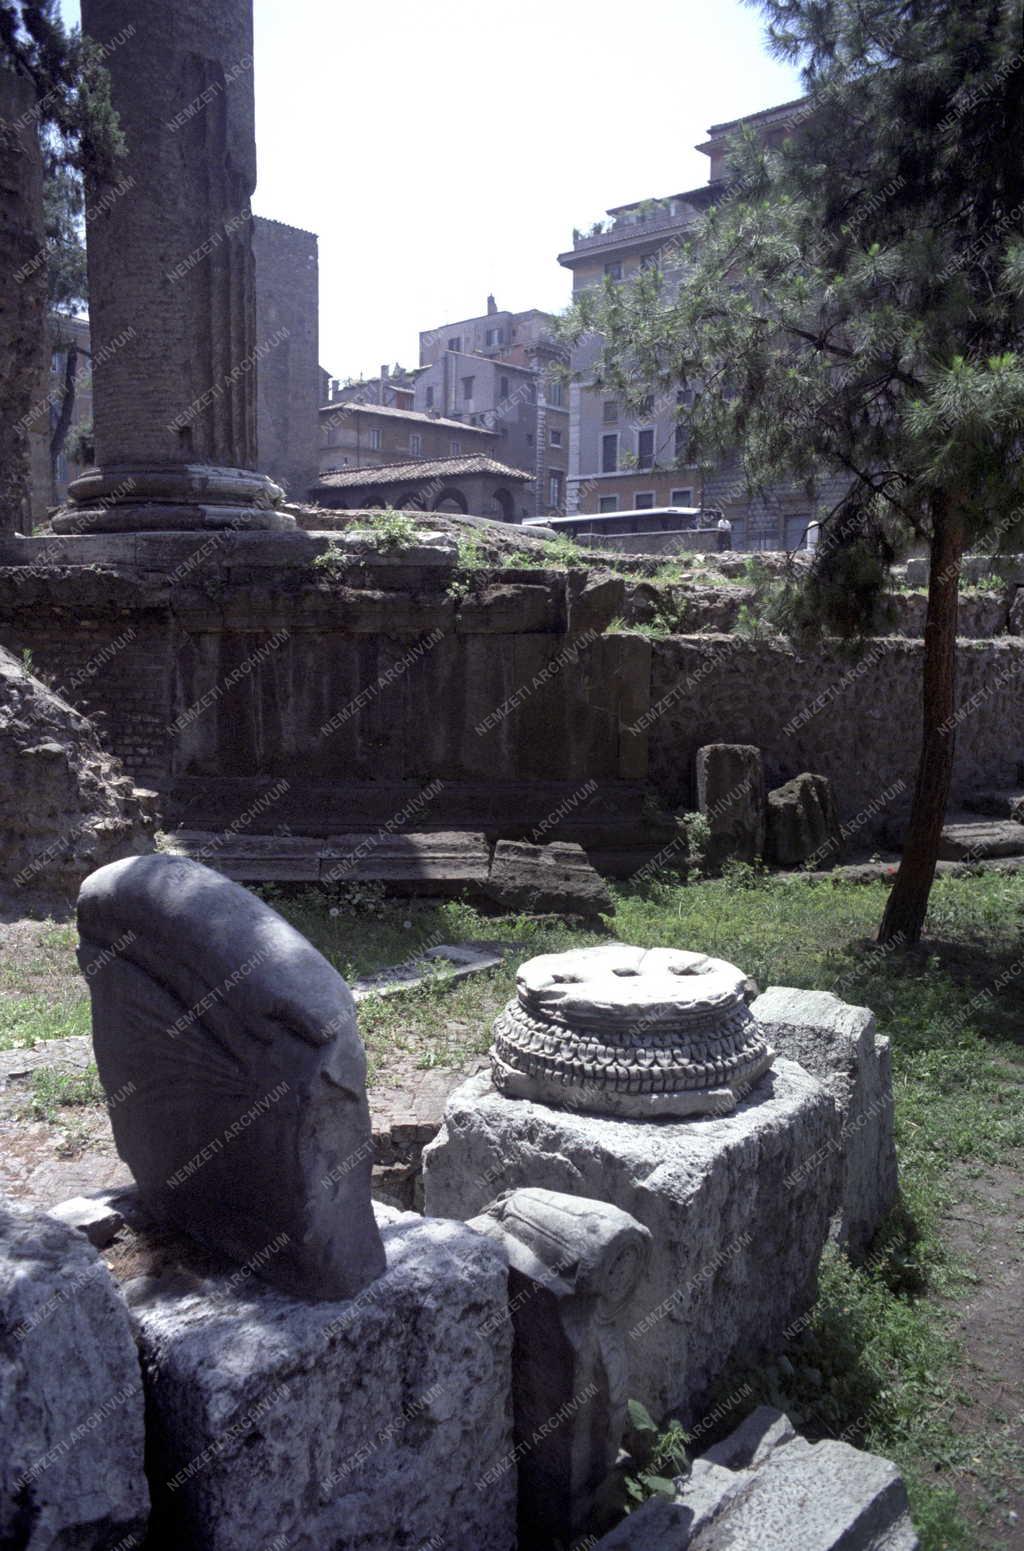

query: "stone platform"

left=422, top=1059, right=841, bottom=1423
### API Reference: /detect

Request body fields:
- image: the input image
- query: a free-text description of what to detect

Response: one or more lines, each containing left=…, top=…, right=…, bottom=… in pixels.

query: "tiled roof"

left=317, top=400, right=499, bottom=435
left=314, top=455, right=534, bottom=489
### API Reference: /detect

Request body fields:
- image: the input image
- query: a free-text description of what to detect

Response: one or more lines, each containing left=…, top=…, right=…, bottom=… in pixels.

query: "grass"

left=0, top=993, right=91, bottom=1051
left=26, top=1063, right=105, bottom=1122
left=3, top=870, right=1022, bottom=1545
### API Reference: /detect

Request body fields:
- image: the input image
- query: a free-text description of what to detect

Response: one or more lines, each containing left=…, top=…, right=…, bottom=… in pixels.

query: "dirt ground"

left=940, top=1159, right=1024, bottom=1550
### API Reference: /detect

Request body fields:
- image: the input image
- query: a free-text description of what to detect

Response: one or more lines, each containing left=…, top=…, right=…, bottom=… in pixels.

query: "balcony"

left=567, top=208, right=695, bottom=256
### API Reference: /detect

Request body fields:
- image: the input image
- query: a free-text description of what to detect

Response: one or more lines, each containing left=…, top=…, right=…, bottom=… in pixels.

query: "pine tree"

left=562, top=0, right=1024, bottom=945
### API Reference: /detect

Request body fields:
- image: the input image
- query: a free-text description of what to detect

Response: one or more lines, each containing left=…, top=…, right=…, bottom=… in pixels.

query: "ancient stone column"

left=53, top=0, right=293, bottom=533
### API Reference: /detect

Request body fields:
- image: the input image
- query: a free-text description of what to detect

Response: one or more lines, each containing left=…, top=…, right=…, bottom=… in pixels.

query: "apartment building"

left=415, top=297, right=569, bottom=519
left=318, top=399, right=498, bottom=477
left=557, top=98, right=830, bottom=549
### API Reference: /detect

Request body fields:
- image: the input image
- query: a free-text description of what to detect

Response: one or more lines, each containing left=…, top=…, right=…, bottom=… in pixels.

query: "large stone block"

left=486, top=838, right=613, bottom=917
left=766, top=772, right=842, bottom=867
left=0, top=1197, right=149, bottom=1548
left=751, top=987, right=898, bottom=1257
left=593, top=1406, right=919, bottom=1550
left=468, top=1188, right=651, bottom=1549
left=133, top=1210, right=515, bottom=1551
left=77, top=853, right=386, bottom=1300
left=695, top=743, right=766, bottom=867
left=423, top=1060, right=841, bottom=1423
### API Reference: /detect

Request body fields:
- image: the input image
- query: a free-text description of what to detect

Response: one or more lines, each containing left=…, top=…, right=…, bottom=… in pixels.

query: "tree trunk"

left=49, top=335, right=78, bottom=496
left=877, top=498, right=966, bottom=946
left=0, top=71, right=47, bottom=534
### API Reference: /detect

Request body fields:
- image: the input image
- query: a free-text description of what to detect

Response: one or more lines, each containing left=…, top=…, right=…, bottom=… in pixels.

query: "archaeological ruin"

left=2, top=0, right=1022, bottom=1547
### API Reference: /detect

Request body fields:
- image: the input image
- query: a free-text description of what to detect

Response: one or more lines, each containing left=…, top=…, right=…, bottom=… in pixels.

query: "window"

left=425, top=386, right=434, bottom=409
left=485, top=327, right=504, bottom=347
left=634, top=492, right=656, bottom=509
left=410, top=433, right=423, bottom=455
left=450, top=439, right=462, bottom=454
left=547, top=380, right=564, bottom=407
left=638, top=394, right=654, bottom=417
left=670, top=488, right=694, bottom=506
left=462, top=375, right=475, bottom=401
left=603, top=399, right=618, bottom=424
left=637, top=428, right=655, bottom=470
left=549, top=429, right=563, bottom=447
left=598, top=495, right=619, bottom=513
left=601, top=433, right=618, bottom=473
left=499, top=375, right=510, bottom=399
left=548, top=470, right=565, bottom=508
left=368, top=428, right=382, bottom=450
left=640, top=252, right=659, bottom=271
left=447, top=337, right=461, bottom=352
left=604, top=261, right=623, bottom=281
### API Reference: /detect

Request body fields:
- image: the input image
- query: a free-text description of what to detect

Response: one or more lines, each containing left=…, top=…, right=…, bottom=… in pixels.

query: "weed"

left=26, top=1063, right=105, bottom=1122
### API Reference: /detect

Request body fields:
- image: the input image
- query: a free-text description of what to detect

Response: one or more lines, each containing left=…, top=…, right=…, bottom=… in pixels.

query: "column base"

left=53, top=464, right=293, bottom=534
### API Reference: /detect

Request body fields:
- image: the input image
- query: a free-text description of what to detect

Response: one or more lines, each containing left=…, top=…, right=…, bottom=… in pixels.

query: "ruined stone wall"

left=0, top=536, right=1019, bottom=835
left=647, top=637, right=1024, bottom=825
left=0, top=643, right=153, bottom=902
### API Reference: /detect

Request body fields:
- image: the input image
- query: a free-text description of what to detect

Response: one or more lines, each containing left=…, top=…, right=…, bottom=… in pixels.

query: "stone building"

left=559, top=98, right=836, bottom=548
left=414, top=298, right=569, bottom=520
left=253, top=215, right=320, bottom=502
left=310, top=452, right=533, bottom=519
left=319, top=400, right=500, bottom=478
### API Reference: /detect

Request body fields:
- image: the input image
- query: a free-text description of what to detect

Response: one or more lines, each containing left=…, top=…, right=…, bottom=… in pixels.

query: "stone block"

left=567, top=568, right=627, bottom=637
left=77, top=853, right=386, bottom=1301
left=486, top=839, right=613, bottom=917
left=937, top=819, right=1024, bottom=859
left=132, top=1210, right=516, bottom=1551
left=1010, top=586, right=1024, bottom=635
left=423, top=1060, right=841, bottom=1423
left=751, top=987, right=898, bottom=1257
left=468, top=1188, right=651, bottom=1548
left=593, top=1407, right=919, bottom=1550
left=455, top=582, right=562, bottom=634
left=766, top=771, right=842, bottom=867
left=0, top=1197, right=149, bottom=1548
left=322, top=830, right=490, bottom=888
left=695, top=744, right=766, bottom=867
left=46, top=1192, right=125, bottom=1248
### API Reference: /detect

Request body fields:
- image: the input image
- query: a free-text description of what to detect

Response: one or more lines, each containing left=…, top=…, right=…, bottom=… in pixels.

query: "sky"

left=59, top=0, right=803, bottom=383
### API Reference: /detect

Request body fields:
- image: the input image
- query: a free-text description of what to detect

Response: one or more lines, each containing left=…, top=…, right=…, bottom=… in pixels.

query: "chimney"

left=380, top=363, right=389, bottom=378
left=487, top=294, right=497, bottom=315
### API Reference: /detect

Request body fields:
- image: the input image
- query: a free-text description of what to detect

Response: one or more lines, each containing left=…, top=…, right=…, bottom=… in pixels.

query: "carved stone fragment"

left=491, top=944, right=773, bottom=1118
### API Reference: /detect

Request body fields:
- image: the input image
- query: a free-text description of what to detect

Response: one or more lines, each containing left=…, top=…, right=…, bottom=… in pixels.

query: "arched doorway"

left=491, top=487, right=514, bottom=522
left=432, top=487, right=469, bottom=514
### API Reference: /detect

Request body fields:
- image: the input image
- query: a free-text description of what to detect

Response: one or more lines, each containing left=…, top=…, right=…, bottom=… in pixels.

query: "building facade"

left=559, top=98, right=832, bottom=549
left=318, top=400, right=500, bottom=480
left=253, top=215, right=320, bottom=502
left=414, top=297, right=569, bottom=520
